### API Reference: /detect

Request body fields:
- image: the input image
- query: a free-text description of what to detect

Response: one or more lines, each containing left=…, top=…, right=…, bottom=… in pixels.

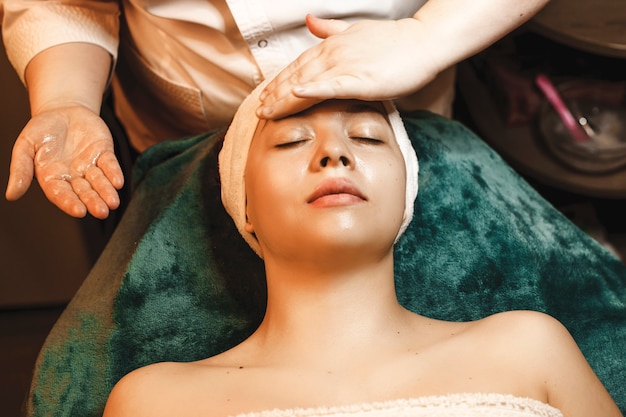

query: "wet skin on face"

left=244, top=100, right=407, bottom=259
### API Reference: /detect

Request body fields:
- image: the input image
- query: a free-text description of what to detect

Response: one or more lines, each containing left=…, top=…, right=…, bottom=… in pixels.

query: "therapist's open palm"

left=5, top=105, right=124, bottom=219
left=257, top=14, right=442, bottom=119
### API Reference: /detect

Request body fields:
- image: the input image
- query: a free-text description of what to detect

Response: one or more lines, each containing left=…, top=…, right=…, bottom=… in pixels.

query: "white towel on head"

left=382, top=100, right=419, bottom=242
left=218, top=82, right=419, bottom=257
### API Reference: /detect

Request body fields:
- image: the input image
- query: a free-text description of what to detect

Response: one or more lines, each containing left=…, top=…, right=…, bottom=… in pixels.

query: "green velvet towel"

left=24, top=112, right=626, bottom=417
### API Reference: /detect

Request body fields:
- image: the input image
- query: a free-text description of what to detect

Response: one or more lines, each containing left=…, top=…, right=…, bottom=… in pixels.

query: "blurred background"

left=0, top=42, right=92, bottom=308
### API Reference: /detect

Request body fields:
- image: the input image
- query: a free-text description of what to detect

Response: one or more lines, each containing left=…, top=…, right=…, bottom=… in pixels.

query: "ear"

left=244, top=206, right=255, bottom=234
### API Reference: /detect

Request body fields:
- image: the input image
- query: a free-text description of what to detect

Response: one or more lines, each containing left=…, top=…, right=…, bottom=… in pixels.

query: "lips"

left=306, top=178, right=366, bottom=207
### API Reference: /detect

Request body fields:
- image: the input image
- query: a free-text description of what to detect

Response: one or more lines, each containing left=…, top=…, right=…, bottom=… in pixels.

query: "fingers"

left=36, top=151, right=123, bottom=219
left=258, top=63, right=360, bottom=120
left=42, top=170, right=118, bottom=219
left=305, top=14, right=350, bottom=39
left=97, top=151, right=125, bottom=190
left=70, top=174, right=113, bottom=219
left=73, top=152, right=123, bottom=218
left=258, top=77, right=361, bottom=119
left=6, top=106, right=126, bottom=218
left=258, top=16, right=359, bottom=119
left=5, top=159, right=81, bottom=220
left=5, top=140, right=35, bottom=201
left=257, top=95, right=323, bottom=120
left=85, top=165, right=120, bottom=211
left=40, top=177, right=89, bottom=218
left=257, top=50, right=336, bottom=119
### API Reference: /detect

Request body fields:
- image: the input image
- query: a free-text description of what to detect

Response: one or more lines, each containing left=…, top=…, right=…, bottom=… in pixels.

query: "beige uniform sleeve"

left=2, top=0, right=120, bottom=84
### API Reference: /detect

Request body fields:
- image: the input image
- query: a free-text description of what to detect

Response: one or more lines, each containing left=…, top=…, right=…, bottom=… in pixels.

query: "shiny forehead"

left=255, top=99, right=390, bottom=139
left=281, top=99, right=387, bottom=120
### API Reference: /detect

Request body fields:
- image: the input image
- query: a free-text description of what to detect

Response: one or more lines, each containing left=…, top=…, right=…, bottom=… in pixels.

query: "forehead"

left=254, top=99, right=391, bottom=138
left=284, top=99, right=388, bottom=121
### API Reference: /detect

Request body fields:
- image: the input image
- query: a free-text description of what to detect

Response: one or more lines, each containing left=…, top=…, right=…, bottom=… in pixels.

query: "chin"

left=301, top=232, right=395, bottom=258
left=261, top=215, right=398, bottom=259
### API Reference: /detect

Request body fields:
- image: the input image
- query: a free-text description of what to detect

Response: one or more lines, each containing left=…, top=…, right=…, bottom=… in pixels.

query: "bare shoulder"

left=470, top=310, right=588, bottom=372
left=103, top=361, right=229, bottom=417
left=472, top=310, right=570, bottom=342
left=457, top=310, right=574, bottom=373
left=103, top=362, right=187, bottom=417
left=470, top=311, right=621, bottom=417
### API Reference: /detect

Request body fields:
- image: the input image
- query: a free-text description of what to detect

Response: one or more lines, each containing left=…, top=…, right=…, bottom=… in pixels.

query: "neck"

left=246, top=249, right=416, bottom=368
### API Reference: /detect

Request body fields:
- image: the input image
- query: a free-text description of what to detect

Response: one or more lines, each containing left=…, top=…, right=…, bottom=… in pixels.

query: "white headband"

left=219, top=82, right=419, bottom=257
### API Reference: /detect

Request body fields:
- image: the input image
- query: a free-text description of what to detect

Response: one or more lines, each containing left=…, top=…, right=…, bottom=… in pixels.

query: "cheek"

left=387, top=173, right=407, bottom=219
left=367, top=156, right=406, bottom=219
left=246, top=161, right=304, bottom=230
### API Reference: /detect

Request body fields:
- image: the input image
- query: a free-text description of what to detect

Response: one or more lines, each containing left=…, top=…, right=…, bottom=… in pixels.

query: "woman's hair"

left=219, top=81, right=419, bottom=257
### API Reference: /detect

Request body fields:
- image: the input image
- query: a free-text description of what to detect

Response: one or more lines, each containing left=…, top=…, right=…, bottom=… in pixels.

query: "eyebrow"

left=257, top=100, right=389, bottom=137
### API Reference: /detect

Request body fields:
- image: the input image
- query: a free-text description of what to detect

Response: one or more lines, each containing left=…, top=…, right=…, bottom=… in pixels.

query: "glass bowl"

left=537, top=80, right=626, bottom=174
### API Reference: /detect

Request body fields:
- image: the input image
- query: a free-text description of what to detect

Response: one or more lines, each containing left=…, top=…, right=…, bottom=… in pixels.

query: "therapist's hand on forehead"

left=256, top=15, right=434, bottom=120
left=257, top=0, right=550, bottom=120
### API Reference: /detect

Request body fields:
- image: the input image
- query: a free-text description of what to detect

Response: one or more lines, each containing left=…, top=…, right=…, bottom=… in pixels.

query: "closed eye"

left=351, top=136, right=384, bottom=145
left=275, top=139, right=308, bottom=149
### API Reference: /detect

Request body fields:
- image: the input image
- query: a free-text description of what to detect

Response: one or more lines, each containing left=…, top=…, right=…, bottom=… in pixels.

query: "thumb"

left=5, top=139, right=35, bottom=201
left=305, top=14, right=350, bottom=39
left=5, top=163, right=34, bottom=201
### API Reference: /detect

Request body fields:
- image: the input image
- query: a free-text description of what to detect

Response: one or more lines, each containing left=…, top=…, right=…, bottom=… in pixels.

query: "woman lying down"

left=103, top=83, right=621, bottom=417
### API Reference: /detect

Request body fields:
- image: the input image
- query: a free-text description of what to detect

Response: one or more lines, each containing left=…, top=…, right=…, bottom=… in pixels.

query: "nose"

left=320, top=155, right=349, bottom=168
left=312, top=134, right=354, bottom=170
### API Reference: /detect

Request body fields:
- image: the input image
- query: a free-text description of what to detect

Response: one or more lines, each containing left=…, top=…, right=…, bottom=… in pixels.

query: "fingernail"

left=262, top=106, right=273, bottom=118
left=256, top=106, right=273, bottom=118
left=259, top=90, right=268, bottom=101
left=293, top=85, right=311, bottom=97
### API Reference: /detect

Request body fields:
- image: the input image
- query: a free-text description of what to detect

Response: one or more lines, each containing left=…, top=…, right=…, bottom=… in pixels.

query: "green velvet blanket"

left=24, top=112, right=626, bottom=416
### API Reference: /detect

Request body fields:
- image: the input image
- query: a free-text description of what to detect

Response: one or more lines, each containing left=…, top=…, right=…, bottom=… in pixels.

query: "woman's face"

left=244, top=100, right=406, bottom=260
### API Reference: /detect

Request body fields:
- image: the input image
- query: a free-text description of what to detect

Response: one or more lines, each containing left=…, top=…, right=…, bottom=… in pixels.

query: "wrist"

left=398, top=17, right=449, bottom=79
left=31, top=100, right=101, bottom=117
left=25, top=43, right=111, bottom=116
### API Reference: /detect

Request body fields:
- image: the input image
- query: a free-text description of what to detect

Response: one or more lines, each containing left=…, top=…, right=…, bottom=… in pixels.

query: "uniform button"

left=257, top=39, right=268, bottom=48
